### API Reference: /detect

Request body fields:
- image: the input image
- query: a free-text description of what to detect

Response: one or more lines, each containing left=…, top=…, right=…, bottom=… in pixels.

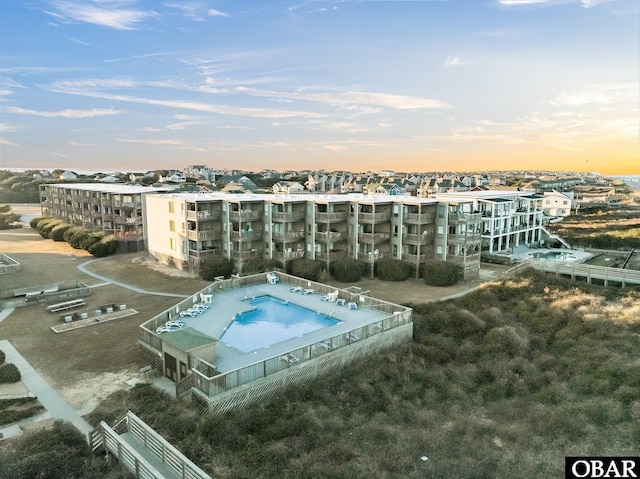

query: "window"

left=168, top=201, right=174, bottom=213
left=181, top=222, right=185, bottom=234
left=436, top=245, right=443, bottom=255
left=437, top=225, right=444, bottom=235
left=170, top=238, right=177, bottom=250
left=169, top=220, right=175, bottom=232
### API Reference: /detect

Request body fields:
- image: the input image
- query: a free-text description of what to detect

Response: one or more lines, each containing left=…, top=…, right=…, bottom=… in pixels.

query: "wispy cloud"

left=165, top=1, right=229, bottom=21
left=444, top=54, right=465, bottom=67
left=0, top=138, right=21, bottom=147
left=5, top=106, right=125, bottom=118
left=208, top=9, right=229, bottom=17
left=45, top=1, right=157, bottom=30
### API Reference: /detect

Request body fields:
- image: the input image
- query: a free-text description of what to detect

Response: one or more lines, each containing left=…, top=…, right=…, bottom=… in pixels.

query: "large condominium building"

left=145, top=192, right=541, bottom=279
left=39, top=183, right=175, bottom=252
left=434, top=191, right=544, bottom=254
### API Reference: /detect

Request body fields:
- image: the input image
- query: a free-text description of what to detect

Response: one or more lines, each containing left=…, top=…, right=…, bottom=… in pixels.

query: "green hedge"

left=49, top=223, right=73, bottom=242
left=241, top=258, right=280, bottom=275
left=375, top=258, right=411, bottom=281
left=290, top=258, right=324, bottom=282
left=87, top=236, right=119, bottom=257
left=423, top=260, right=463, bottom=286
left=200, top=256, right=233, bottom=281
left=330, top=257, right=365, bottom=282
left=0, top=363, right=21, bottom=384
left=0, top=349, right=4, bottom=365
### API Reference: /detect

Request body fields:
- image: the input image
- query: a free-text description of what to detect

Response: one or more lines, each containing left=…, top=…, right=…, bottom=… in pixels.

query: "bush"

left=63, top=226, right=86, bottom=248
left=200, top=256, right=233, bottom=281
left=36, top=218, right=64, bottom=239
left=241, top=258, right=280, bottom=275
left=80, top=231, right=103, bottom=250
left=49, top=223, right=72, bottom=242
left=29, top=216, right=47, bottom=229
left=331, top=257, right=365, bottom=282
left=0, top=349, right=4, bottom=365
left=290, top=258, right=324, bottom=282
left=375, top=258, right=410, bottom=281
left=88, top=235, right=119, bottom=257
left=0, top=363, right=21, bottom=383
left=423, top=260, right=463, bottom=286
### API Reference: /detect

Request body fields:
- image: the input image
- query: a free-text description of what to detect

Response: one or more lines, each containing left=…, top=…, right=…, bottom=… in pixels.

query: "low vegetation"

left=200, top=256, right=233, bottom=280
left=423, top=260, right=463, bottom=286
left=0, top=205, right=22, bottom=230
left=330, top=257, right=365, bottom=282
left=30, top=218, right=118, bottom=258
left=375, top=257, right=411, bottom=281
left=69, top=271, right=640, bottom=478
left=290, top=257, right=325, bottom=282
left=0, top=397, right=45, bottom=427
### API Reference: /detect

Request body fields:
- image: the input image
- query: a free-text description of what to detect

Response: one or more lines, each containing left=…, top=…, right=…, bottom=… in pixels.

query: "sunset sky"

left=1, top=0, right=638, bottom=175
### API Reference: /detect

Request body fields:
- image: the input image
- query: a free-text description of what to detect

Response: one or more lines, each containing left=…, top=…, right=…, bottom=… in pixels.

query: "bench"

left=47, top=299, right=86, bottom=313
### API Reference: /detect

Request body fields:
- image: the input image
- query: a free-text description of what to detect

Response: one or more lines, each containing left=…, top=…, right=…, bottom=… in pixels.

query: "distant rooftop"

left=44, top=183, right=177, bottom=194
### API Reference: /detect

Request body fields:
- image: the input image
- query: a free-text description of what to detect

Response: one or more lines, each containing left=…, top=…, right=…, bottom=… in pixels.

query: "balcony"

left=112, top=200, right=141, bottom=209
left=230, top=249, right=261, bottom=260
left=403, top=212, right=435, bottom=224
left=114, top=216, right=143, bottom=225
left=273, top=250, right=305, bottom=261
left=448, top=212, right=482, bottom=224
left=272, top=231, right=305, bottom=242
left=447, top=252, right=481, bottom=264
left=447, top=233, right=480, bottom=245
left=229, top=210, right=262, bottom=222
left=315, top=231, right=347, bottom=243
left=403, top=233, right=432, bottom=245
left=115, top=231, right=144, bottom=241
left=230, top=231, right=263, bottom=242
left=186, top=210, right=221, bottom=221
left=188, top=248, right=219, bottom=259
left=402, top=253, right=429, bottom=263
left=358, top=211, right=392, bottom=223
left=187, top=230, right=221, bottom=241
left=316, top=250, right=346, bottom=261
left=272, top=211, right=306, bottom=222
left=316, top=211, right=348, bottom=222
left=358, top=232, right=391, bottom=244
left=360, top=252, right=385, bottom=263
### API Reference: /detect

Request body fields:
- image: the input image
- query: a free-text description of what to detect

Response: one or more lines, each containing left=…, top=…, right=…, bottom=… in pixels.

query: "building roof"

left=43, top=183, right=177, bottom=194
left=162, top=327, right=216, bottom=351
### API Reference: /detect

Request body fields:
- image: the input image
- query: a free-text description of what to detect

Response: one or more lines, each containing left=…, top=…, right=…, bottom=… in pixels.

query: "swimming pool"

left=220, top=295, right=341, bottom=352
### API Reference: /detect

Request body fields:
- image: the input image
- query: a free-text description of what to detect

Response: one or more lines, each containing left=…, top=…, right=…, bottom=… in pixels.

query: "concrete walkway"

left=0, top=340, right=93, bottom=440
left=76, top=258, right=189, bottom=298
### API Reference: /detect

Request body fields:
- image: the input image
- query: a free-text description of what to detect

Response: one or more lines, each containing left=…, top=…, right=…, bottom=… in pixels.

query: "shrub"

left=80, top=231, right=103, bottom=250
left=63, top=226, right=86, bottom=248
left=49, top=223, right=72, bottom=242
left=200, top=256, right=233, bottom=281
left=375, top=258, right=410, bottom=281
left=88, top=235, right=119, bottom=257
left=330, top=257, right=365, bottom=282
left=0, top=363, right=21, bottom=383
left=0, top=349, right=4, bottom=364
left=241, top=258, right=280, bottom=275
left=423, top=260, right=462, bottom=286
left=36, top=218, right=64, bottom=239
left=29, top=216, right=47, bottom=229
left=290, top=258, right=324, bottom=282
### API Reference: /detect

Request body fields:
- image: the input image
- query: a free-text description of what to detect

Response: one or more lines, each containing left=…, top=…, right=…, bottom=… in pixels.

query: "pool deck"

left=166, top=282, right=393, bottom=372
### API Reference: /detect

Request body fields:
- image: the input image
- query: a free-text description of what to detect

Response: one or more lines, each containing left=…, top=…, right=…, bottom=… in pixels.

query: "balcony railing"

left=315, top=211, right=348, bottom=222
left=316, top=250, right=346, bottom=261
left=115, top=231, right=144, bottom=241
left=360, top=252, right=385, bottom=263
left=114, top=216, right=143, bottom=225
left=315, top=231, right=347, bottom=243
left=447, top=252, right=481, bottom=264
left=447, top=232, right=481, bottom=244
left=229, top=210, right=262, bottom=222
left=187, top=210, right=221, bottom=221
left=188, top=248, right=219, bottom=259
left=272, top=231, right=305, bottom=242
left=358, top=232, right=391, bottom=244
left=358, top=211, right=392, bottom=223
left=230, top=231, right=263, bottom=242
left=402, top=253, right=429, bottom=263
left=273, top=250, right=305, bottom=261
left=403, top=233, right=432, bottom=245
left=230, top=249, right=261, bottom=260
left=272, top=211, right=306, bottom=222
left=112, top=200, right=141, bottom=209
left=187, top=230, right=222, bottom=241
left=403, top=213, right=435, bottom=224
left=448, top=212, right=482, bottom=224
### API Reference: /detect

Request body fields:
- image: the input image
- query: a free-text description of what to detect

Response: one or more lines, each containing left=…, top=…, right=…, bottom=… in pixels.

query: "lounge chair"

left=336, top=298, right=346, bottom=306
left=289, top=286, right=303, bottom=293
left=302, top=289, right=314, bottom=295
left=280, top=354, right=299, bottom=364
left=348, top=302, right=357, bottom=310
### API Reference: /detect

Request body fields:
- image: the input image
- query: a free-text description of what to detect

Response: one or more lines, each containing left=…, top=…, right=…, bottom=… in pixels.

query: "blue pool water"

left=220, top=295, right=341, bottom=352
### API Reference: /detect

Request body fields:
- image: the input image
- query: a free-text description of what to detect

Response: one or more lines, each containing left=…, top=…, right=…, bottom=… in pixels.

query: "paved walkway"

left=76, top=258, right=189, bottom=298
left=0, top=340, right=93, bottom=440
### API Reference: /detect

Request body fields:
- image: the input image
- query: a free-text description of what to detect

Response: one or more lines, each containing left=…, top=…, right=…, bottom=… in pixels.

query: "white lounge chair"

left=336, top=299, right=346, bottom=306
left=289, top=286, right=303, bottom=293
left=348, top=302, right=357, bottom=310
left=302, top=289, right=314, bottom=295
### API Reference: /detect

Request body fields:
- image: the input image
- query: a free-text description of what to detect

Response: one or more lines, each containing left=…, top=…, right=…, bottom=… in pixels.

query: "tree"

left=200, top=256, right=233, bottom=280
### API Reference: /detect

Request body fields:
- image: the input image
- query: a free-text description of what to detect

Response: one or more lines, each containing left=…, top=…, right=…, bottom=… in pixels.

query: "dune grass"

left=80, top=270, right=640, bottom=479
